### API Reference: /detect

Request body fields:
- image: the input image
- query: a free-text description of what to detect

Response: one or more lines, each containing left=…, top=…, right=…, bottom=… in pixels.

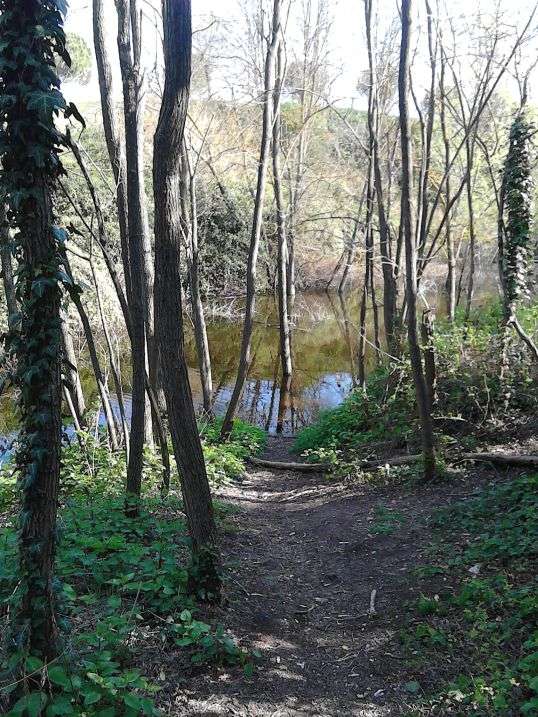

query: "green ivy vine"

left=502, top=111, right=534, bottom=309
left=0, top=0, right=74, bottom=664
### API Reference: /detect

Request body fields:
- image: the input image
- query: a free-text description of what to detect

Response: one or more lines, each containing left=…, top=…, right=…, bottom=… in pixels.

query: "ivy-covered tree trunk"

left=0, top=0, right=70, bottom=662
left=500, top=111, right=537, bottom=362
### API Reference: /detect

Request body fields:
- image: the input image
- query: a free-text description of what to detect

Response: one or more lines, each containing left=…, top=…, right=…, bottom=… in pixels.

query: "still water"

left=187, top=292, right=367, bottom=435
left=0, top=287, right=499, bottom=460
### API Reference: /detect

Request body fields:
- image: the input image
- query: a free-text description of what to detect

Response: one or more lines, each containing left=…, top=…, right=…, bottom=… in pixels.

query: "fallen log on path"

left=247, top=456, right=332, bottom=472
left=460, top=452, right=538, bottom=467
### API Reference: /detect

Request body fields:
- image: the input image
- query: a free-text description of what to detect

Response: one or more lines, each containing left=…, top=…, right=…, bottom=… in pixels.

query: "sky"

left=63, top=0, right=538, bottom=106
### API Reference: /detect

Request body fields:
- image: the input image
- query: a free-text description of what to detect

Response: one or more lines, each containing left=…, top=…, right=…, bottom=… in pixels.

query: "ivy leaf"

left=27, top=89, right=66, bottom=118
left=45, top=695, right=74, bottom=716
left=47, top=665, right=71, bottom=690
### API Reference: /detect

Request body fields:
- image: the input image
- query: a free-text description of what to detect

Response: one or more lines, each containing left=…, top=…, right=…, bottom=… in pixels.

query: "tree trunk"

left=153, top=0, right=220, bottom=595
left=64, top=259, right=120, bottom=451
left=92, top=0, right=131, bottom=304
left=182, top=150, right=213, bottom=416
left=364, top=0, right=398, bottom=354
left=60, top=311, right=86, bottom=427
left=117, top=0, right=150, bottom=507
left=0, top=204, right=18, bottom=328
left=220, top=0, right=282, bottom=439
left=272, top=45, right=293, bottom=381
left=463, top=136, right=477, bottom=321
left=398, top=0, right=436, bottom=481
left=0, top=0, right=68, bottom=665
left=90, top=259, right=130, bottom=456
left=439, top=47, right=455, bottom=321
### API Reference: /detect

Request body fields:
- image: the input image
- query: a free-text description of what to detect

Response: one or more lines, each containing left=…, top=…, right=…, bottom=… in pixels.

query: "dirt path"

left=166, top=437, right=474, bottom=716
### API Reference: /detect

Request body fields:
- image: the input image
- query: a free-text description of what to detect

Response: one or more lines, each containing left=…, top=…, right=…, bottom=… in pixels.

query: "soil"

left=155, top=437, right=499, bottom=717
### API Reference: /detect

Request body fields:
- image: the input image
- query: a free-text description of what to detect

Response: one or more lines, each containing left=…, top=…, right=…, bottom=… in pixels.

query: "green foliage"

left=174, top=609, right=257, bottom=672
left=401, top=474, right=538, bottom=714
left=0, top=465, right=254, bottom=713
left=200, top=419, right=265, bottom=486
left=201, top=417, right=266, bottom=458
left=369, top=506, right=406, bottom=535
left=57, top=32, right=92, bottom=85
left=502, top=111, right=534, bottom=307
left=295, top=299, right=538, bottom=461
left=294, top=365, right=413, bottom=454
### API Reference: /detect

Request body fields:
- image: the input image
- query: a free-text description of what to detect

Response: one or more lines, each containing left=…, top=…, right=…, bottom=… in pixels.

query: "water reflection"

left=185, top=292, right=378, bottom=435
left=0, top=286, right=500, bottom=449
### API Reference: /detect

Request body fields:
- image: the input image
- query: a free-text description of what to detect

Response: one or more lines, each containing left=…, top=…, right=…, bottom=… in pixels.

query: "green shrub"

left=201, top=417, right=266, bottom=458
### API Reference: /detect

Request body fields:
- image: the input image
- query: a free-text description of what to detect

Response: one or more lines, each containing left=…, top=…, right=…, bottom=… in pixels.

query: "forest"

left=0, top=0, right=537, bottom=715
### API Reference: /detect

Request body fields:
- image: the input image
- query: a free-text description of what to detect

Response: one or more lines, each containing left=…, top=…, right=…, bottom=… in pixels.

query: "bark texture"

left=398, top=0, right=436, bottom=480
left=117, top=0, right=149, bottom=504
left=153, top=0, right=220, bottom=593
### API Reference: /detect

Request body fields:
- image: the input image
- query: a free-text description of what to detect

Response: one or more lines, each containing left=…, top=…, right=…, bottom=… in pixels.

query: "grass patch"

left=400, top=474, right=538, bottom=715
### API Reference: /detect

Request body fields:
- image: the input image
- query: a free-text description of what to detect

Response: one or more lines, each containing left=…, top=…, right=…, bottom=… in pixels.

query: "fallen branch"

left=247, top=457, right=332, bottom=472
left=362, top=454, right=422, bottom=469
left=508, top=315, right=538, bottom=362
left=369, top=589, right=377, bottom=616
left=461, top=452, right=538, bottom=467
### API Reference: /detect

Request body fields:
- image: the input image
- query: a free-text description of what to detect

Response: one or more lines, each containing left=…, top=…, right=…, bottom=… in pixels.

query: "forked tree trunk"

left=153, top=0, right=220, bottom=595
left=220, top=0, right=282, bottom=439
left=272, top=45, right=292, bottom=380
left=398, top=0, right=436, bottom=480
left=117, top=0, right=150, bottom=507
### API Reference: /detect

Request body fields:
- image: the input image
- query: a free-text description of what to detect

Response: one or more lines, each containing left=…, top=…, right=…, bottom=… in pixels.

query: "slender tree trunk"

left=0, top=204, right=17, bottom=328
left=398, top=0, right=436, bottom=480
left=338, top=223, right=359, bottom=294
left=90, top=259, right=130, bottom=457
left=276, top=373, right=292, bottom=434
left=464, top=137, right=477, bottom=321
left=364, top=0, right=398, bottom=353
left=183, top=150, right=213, bottom=416
left=153, top=0, right=220, bottom=595
left=64, top=259, right=120, bottom=451
left=220, top=0, right=282, bottom=439
left=272, top=46, right=292, bottom=380
left=60, top=311, right=86, bottom=427
left=117, top=0, right=149, bottom=506
left=92, top=0, right=131, bottom=303
left=439, top=50, right=455, bottom=321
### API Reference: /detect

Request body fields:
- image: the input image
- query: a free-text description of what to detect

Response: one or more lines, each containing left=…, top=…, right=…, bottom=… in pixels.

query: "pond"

left=0, top=286, right=500, bottom=463
left=187, top=292, right=367, bottom=435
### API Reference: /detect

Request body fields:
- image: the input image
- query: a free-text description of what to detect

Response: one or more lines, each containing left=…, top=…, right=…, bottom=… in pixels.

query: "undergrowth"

left=295, top=299, right=538, bottom=460
left=401, top=474, right=538, bottom=715
left=0, top=421, right=263, bottom=715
